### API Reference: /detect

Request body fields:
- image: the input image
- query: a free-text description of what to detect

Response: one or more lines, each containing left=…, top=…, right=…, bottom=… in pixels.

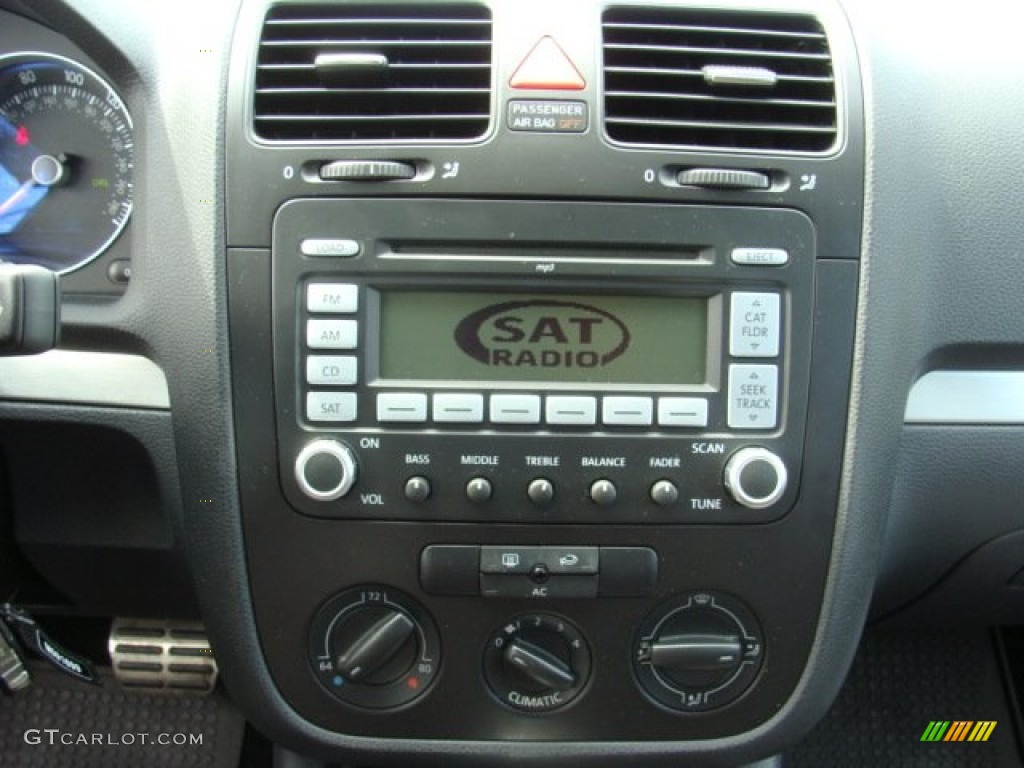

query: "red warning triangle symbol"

left=509, top=36, right=586, bottom=91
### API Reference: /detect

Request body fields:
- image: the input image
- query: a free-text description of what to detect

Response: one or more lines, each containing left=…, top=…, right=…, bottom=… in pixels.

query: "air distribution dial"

left=484, top=614, right=590, bottom=713
left=308, top=586, right=439, bottom=709
left=633, top=591, right=763, bottom=712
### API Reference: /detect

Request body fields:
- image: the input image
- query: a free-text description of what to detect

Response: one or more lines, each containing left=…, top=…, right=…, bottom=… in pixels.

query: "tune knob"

left=633, top=592, right=763, bottom=712
left=294, top=439, right=357, bottom=501
left=723, top=447, right=787, bottom=509
left=308, top=586, right=440, bottom=710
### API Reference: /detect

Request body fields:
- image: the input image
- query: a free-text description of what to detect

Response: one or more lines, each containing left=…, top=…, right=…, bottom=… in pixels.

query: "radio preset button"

left=300, top=238, right=360, bottom=258
left=433, top=393, right=484, bottom=423
left=602, top=396, right=654, bottom=426
left=307, top=283, right=358, bottom=314
left=307, top=319, right=358, bottom=349
left=490, top=394, right=542, bottom=424
left=658, top=398, right=709, bottom=428
left=730, top=247, right=789, bottom=267
left=306, top=355, right=357, bottom=386
left=728, top=364, right=779, bottom=429
left=377, top=393, right=428, bottom=423
left=650, top=480, right=680, bottom=506
left=589, top=479, right=617, bottom=506
left=466, top=477, right=494, bottom=504
left=527, top=478, right=555, bottom=505
left=404, top=476, right=432, bottom=503
left=730, top=292, right=780, bottom=357
left=306, top=392, right=357, bottom=422
left=546, top=396, right=597, bottom=426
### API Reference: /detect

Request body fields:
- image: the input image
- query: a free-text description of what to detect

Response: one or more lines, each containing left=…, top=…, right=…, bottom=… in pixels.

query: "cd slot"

left=380, top=241, right=710, bottom=266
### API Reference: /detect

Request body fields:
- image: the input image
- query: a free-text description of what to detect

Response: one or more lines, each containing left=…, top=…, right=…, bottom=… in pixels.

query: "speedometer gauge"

left=0, top=53, right=133, bottom=273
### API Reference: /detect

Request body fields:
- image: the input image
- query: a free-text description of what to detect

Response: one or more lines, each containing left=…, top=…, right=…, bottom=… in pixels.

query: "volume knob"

left=294, top=439, right=358, bottom=501
left=723, top=447, right=787, bottom=510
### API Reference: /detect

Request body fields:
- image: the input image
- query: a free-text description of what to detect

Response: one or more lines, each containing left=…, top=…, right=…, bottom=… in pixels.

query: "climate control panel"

left=305, top=584, right=766, bottom=718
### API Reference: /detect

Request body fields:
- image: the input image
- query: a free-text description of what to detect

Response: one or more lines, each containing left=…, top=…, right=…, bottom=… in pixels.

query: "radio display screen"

left=377, top=291, right=708, bottom=386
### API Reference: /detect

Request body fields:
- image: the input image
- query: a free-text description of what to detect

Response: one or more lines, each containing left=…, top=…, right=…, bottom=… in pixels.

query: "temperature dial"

left=633, top=591, right=763, bottom=712
left=484, top=614, right=590, bottom=713
left=308, top=586, right=439, bottom=710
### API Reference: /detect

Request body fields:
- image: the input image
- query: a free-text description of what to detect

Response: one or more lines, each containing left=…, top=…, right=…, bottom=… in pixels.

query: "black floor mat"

left=786, top=628, right=1021, bottom=767
left=0, top=664, right=244, bottom=767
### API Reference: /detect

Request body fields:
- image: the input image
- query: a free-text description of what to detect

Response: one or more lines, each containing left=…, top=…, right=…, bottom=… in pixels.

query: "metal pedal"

left=108, top=618, right=218, bottom=694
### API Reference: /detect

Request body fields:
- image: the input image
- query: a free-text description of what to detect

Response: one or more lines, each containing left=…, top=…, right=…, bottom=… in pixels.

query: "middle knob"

left=484, top=614, right=590, bottom=713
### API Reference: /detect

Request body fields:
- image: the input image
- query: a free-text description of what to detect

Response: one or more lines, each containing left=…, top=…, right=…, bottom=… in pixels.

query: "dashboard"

left=0, top=0, right=1022, bottom=765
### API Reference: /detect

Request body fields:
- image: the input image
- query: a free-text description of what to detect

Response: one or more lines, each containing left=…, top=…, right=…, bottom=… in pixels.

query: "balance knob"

left=294, top=439, right=357, bottom=501
left=723, top=447, right=787, bottom=510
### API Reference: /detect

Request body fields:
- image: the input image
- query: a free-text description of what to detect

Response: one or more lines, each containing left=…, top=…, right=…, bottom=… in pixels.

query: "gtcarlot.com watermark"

left=24, top=729, right=203, bottom=747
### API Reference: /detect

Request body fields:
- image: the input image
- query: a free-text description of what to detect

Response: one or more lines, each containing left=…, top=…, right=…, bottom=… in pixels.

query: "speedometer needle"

left=0, top=179, right=37, bottom=217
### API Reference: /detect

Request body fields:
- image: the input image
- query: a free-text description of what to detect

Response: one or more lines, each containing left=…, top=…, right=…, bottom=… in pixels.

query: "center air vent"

left=254, top=4, right=492, bottom=142
left=602, top=8, right=838, bottom=153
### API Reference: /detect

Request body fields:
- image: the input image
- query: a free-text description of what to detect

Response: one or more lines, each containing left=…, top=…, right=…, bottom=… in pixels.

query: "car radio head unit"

left=271, top=198, right=813, bottom=525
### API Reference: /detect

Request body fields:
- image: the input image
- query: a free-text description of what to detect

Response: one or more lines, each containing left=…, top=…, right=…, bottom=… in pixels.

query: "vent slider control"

left=319, top=160, right=416, bottom=182
left=677, top=168, right=770, bottom=191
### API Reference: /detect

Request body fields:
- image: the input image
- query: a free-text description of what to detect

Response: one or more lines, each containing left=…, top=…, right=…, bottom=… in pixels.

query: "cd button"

left=306, top=355, right=357, bottom=386
left=546, top=396, right=597, bottom=426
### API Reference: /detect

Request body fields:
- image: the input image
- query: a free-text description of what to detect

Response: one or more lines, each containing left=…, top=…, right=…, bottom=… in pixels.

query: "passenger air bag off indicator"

left=509, top=36, right=586, bottom=91
left=508, top=101, right=588, bottom=134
